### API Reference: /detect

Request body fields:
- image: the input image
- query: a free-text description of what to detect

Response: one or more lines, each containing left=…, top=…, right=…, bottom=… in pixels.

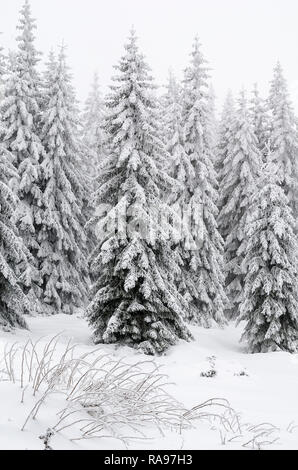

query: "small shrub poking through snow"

left=39, top=429, right=55, bottom=450
left=234, top=370, right=249, bottom=377
left=201, top=370, right=217, bottom=378
left=201, top=356, right=217, bottom=378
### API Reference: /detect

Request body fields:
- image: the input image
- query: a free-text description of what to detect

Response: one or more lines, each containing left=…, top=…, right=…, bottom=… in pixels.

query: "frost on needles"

left=39, top=48, right=89, bottom=315
left=0, top=0, right=43, bottom=309
left=181, top=38, right=227, bottom=327
left=86, top=31, right=192, bottom=355
left=238, top=156, right=298, bottom=353
left=0, top=144, right=30, bottom=329
left=82, top=71, right=106, bottom=181
left=268, top=62, right=298, bottom=220
left=219, top=91, right=262, bottom=320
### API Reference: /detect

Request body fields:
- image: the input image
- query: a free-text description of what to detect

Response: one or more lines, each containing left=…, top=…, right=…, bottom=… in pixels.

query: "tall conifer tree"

left=219, top=91, right=262, bottom=319
left=82, top=72, right=106, bottom=177
left=0, top=144, right=30, bottom=329
left=182, top=38, right=226, bottom=326
left=250, top=83, right=269, bottom=159
left=1, top=0, right=43, bottom=306
left=217, top=91, right=235, bottom=187
left=238, top=157, right=298, bottom=353
left=268, top=62, right=298, bottom=218
left=87, top=31, right=192, bottom=355
left=38, top=47, right=88, bottom=314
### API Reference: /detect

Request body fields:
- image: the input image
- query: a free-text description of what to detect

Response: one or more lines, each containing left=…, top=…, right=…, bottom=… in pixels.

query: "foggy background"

left=1, top=0, right=298, bottom=109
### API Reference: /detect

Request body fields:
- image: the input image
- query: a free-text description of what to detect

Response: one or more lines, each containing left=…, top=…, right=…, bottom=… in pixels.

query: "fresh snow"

left=0, top=314, right=298, bottom=450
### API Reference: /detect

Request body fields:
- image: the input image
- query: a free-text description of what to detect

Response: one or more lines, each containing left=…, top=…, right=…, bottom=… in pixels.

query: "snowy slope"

left=0, top=314, right=298, bottom=450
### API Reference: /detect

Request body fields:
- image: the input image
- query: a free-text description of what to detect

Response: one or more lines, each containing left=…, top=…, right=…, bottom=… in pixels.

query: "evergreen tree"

left=238, top=157, right=298, bottom=353
left=86, top=31, right=192, bottom=355
left=38, top=47, right=88, bottom=314
left=0, top=144, right=30, bottom=330
left=218, top=91, right=262, bottom=319
left=82, top=72, right=106, bottom=177
left=206, top=84, right=218, bottom=158
left=1, top=0, right=43, bottom=306
left=159, top=71, right=196, bottom=307
left=0, top=39, right=6, bottom=99
left=81, top=73, right=106, bottom=246
left=162, top=71, right=193, bottom=188
left=181, top=37, right=226, bottom=326
left=0, top=43, right=5, bottom=76
left=268, top=62, right=298, bottom=218
left=216, top=91, right=235, bottom=185
left=250, top=83, right=269, bottom=159
left=40, top=50, right=57, bottom=111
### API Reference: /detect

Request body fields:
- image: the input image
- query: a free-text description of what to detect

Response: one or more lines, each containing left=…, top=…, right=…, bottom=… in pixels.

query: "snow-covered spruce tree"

left=238, top=156, right=298, bottom=353
left=81, top=73, right=107, bottom=248
left=40, top=49, right=57, bottom=112
left=86, top=31, right=192, bottom=355
left=216, top=91, right=235, bottom=186
left=0, top=144, right=30, bottom=330
left=82, top=72, right=106, bottom=178
left=206, top=84, right=218, bottom=159
left=158, top=71, right=197, bottom=307
left=161, top=71, right=193, bottom=187
left=181, top=37, right=226, bottom=326
left=268, top=62, right=298, bottom=218
left=38, top=47, right=89, bottom=315
left=250, top=83, right=269, bottom=159
left=0, top=40, right=6, bottom=99
left=0, top=0, right=43, bottom=307
left=0, top=43, right=5, bottom=74
left=218, top=91, right=262, bottom=320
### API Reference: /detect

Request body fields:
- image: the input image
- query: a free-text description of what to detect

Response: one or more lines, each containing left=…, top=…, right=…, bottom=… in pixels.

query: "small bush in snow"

left=200, top=370, right=217, bottom=378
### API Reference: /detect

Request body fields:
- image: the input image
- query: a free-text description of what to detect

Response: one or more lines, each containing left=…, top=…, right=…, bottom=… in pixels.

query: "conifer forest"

left=0, top=0, right=297, bottom=452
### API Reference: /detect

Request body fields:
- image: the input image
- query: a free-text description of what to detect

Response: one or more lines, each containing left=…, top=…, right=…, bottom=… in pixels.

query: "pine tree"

left=86, top=31, right=192, bottom=355
left=181, top=37, right=226, bottom=326
left=250, top=83, right=269, bottom=159
left=218, top=91, right=262, bottom=319
left=268, top=62, right=298, bottom=218
left=1, top=0, right=43, bottom=306
left=238, top=156, right=298, bottom=353
left=38, top=47, right=88, bottom=314
left=0, top=144, right=30, bottom=330
left=82, top=72, right=106, bottom=177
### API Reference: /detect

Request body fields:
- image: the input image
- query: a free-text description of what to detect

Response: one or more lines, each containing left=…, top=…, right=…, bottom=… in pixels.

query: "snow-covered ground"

left=0, top=314, right=298, bottom=450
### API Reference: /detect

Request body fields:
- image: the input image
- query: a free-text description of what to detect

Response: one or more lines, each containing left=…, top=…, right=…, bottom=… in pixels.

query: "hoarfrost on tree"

left=218, top=91, right=262, bottom=320
left=250, top=83, right=270, bottom=160
left=38, top=47, right=89, bottom=315
left=0, top=0, right=44, bottom=310
left=268, top=62, right=298, bottom=219
left=82, top=72, right=107, bottom=180
left=216, top=91, right=235, bottom=188
left=238, top=156, right=298, bottom=353
left=0, top=144, right=31, bottom=330
left=86, top=30, right=192, bottom=355
left=181, top=37, right=227, bottom=327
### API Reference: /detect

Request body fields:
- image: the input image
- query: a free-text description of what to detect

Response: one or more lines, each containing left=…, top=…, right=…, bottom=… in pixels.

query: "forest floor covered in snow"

left=0, top=314, right=298, bottom=450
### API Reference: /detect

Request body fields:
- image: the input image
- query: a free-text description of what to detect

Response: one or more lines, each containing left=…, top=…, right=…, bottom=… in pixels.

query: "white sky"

left=1, top=0, right=298, bottom=111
